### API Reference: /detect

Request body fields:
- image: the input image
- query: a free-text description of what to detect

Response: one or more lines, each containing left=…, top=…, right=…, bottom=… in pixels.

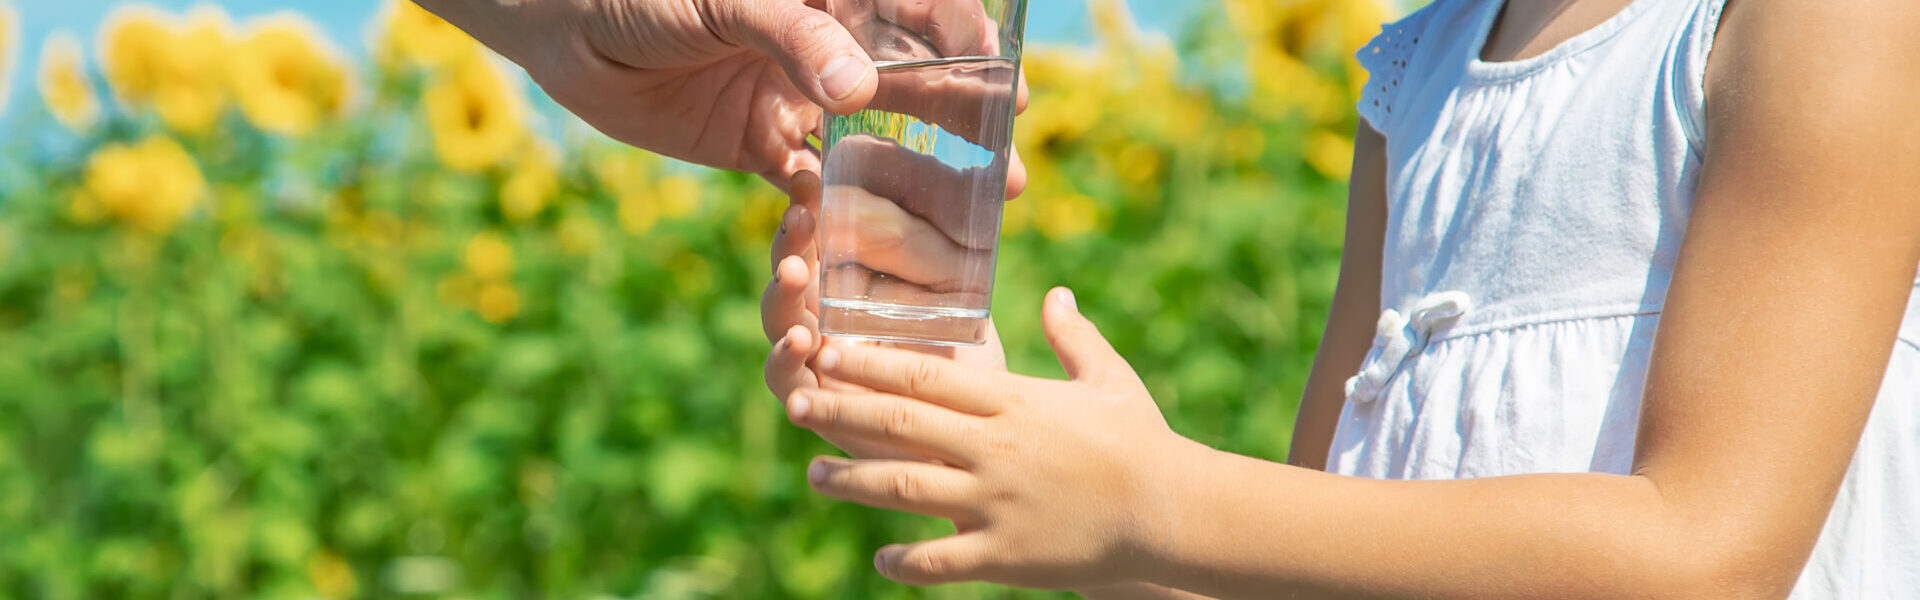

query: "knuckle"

left=778, top=11, right=840, bottom=58
left=904, top=361, right=943, bottom=396
left=887, top=469, right=920, bottom=504
left=811, top=393, right=838, bottom=424
left=881, top=405, right=916, bottom=441
left=985, top=429, right=1018, bottom=456
left=915, top=549, right=948, bottom=580
left=863, top=218, right=909, bottom=254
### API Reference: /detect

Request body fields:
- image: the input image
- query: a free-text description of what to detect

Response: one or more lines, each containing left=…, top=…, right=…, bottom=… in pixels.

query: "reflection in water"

left=816, top=0, right=1024, bottom=345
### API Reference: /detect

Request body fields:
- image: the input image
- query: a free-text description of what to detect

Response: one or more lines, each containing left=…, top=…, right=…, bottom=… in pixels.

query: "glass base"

left=819, top=299, right=989, bottom=347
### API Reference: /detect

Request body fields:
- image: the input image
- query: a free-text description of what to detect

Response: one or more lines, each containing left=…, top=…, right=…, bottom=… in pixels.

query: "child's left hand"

left=785, top=287, right=1197, bottom=590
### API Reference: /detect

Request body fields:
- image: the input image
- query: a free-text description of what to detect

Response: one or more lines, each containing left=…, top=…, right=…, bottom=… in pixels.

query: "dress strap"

left=1672, top=0, right=1733, bottom=150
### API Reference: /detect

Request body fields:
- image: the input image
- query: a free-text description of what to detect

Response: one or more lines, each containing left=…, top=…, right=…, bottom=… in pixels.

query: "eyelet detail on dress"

left=1356, top=10, right=1432, bottom=131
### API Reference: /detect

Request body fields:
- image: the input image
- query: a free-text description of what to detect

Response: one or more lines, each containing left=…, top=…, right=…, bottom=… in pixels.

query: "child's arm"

left=782, top=1, right=1920, bottom=597
left=1287, top=124, right=1388, bottom=471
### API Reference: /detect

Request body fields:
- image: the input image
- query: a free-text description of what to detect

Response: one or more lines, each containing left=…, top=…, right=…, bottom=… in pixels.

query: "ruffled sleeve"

left=1355, top=7, right=1437, bottom=134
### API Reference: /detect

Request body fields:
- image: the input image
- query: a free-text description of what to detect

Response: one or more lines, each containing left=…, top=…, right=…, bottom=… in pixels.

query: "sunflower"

left=1032, top=192, right=1099, bottom=240
left=617, top=191, right=659, bottom=236
left=423, top=55, right=525, bottom=172
left=98, top=5, right=169, bottom=103
left=474, top=282, right=522, bottom=324
left=500, top=142, right=559, bottom=222
left=655, top=175, right=702, bottom=219
left=77, top=135, right=207, bottom=235
left=306, top=550, right=358, bottom=599
left=1229, top=0, right=1387, bottom=122
left=555, top=213, right=602, bottom=257
left=98, top=5, right=234, bottom=135
left=230, top=14, right=349, bottom=137
left=375, top=0, right=481, bottom=71
left=463, top=231, right=514, bottom=281
left=1016, top=47, right=1104, bottom=158
left=38, top=32, right=101, bottom=131
left=1305, top=129, right=1356, bottom=180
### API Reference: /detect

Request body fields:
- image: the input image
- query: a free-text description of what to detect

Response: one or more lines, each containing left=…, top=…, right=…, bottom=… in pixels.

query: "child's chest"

left=1479, top=0, right=1640, bottom=63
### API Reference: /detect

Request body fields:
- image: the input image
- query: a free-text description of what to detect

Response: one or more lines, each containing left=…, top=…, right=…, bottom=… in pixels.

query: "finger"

left=1006, top=144, right=1027, bottom=200
left=778, top=339, right=940, bottom=461
left=823, top=266, right=990, bottom=314
left=1016, top=65, right=1029, bottom=114
left=790, top=170, right=826, bottom=315
left=877, top=0, right=997, bottom=58
left=772, top=329, right=929, bottom=460
left=819, top=184, right=993, bottom=293
left=1041, top=287, right=1132, bottom=386
left=762, top=255, right=818, bottom=342
left=767, top=325, right=822, bottom=398
left=703, top=0, right=878, bottom=115
left=788, top=388, right=984, bottom=464
left=823, top=136, right=1004, bottom=250
left=874, top=532, right=997, bottom=586
left=756, top=142, right=824, bottom=193
left=791, top=169, right=826, bottom=215
left=807, top=456, right=982, bottom=522
left=744, top=68, right=827, bottom=188
left=761, top=187, right=827, bottom=381
left=811, top=341, right=1015, bottom=415
left=770, top=201, right=816, bottom=276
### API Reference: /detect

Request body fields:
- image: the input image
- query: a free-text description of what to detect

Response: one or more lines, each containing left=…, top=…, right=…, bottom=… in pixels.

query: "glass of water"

left=816, top=0, right=1027, bottom=346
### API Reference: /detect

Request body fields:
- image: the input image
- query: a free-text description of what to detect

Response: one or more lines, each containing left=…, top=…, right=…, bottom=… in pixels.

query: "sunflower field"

left=0, top=0, right=1390, bottom=598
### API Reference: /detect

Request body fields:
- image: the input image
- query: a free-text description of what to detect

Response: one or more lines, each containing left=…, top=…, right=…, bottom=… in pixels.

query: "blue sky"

left=1, top=0, right=1194, bottom=120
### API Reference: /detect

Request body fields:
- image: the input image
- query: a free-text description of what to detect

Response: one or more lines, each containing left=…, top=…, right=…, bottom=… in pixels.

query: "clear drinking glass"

left=816, top=0, right=1027, bottom=346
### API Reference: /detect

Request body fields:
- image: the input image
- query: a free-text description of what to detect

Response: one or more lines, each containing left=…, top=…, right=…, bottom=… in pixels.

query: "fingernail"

left=789, top=392, right=811, bottom=421
left=815, top=346, right=840, bottom=371
left=819, top=55, right=868, bottom=101
left=1058, top=287, right=1078, bottom=313
left=808, top=460, right=828, bottom=485
left=873, top=551, right=887, bottom=573
left=780, top=207, right=798, bottom=235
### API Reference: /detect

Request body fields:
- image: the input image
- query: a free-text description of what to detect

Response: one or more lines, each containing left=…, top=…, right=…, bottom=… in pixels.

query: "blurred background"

left=0, top=0, right=1399, bottom=598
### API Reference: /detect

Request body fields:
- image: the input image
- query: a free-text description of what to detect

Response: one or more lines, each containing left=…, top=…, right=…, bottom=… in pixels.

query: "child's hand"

left=762, top=171, right=1008, bottom=462
left=786, top=287, right=1192, bottom=590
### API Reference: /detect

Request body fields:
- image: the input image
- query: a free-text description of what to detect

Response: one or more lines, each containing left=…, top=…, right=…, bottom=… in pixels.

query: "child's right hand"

left=762, top=171, right=1008, bottom=461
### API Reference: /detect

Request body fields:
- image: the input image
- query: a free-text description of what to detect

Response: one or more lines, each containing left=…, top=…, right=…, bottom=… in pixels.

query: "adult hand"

left=415, top=0, right=1026, bottom=189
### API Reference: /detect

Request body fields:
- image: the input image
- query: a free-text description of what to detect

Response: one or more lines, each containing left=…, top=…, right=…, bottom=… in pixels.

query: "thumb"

left=702, top=0, right=878, bottom=115
left=1042, top=287, right=1127, bottom=385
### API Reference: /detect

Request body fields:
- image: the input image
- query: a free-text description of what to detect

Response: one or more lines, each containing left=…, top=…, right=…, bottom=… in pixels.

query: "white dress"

left=1331, top=0, right=1920, bottom=597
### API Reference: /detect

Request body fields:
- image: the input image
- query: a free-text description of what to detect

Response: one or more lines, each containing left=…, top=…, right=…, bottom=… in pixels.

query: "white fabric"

left=1333, top=0, right=1920, bottom=597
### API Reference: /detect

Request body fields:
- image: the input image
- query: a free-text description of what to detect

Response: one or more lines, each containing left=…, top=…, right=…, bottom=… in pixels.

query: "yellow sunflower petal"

left=231, top=14, right=350, bottom=137
left=423, top=54, right=525, bottom=172
left=38, top=32, right=102, bottom=131
left=463, top=231, right=514, bottom=281
left=81, top=135, right=206, bottom=235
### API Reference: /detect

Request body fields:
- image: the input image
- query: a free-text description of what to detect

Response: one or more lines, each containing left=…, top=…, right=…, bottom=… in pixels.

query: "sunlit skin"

left=763, top=0, right=1920, bottom=597
left=414, top=0, right=1026, bottom=192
